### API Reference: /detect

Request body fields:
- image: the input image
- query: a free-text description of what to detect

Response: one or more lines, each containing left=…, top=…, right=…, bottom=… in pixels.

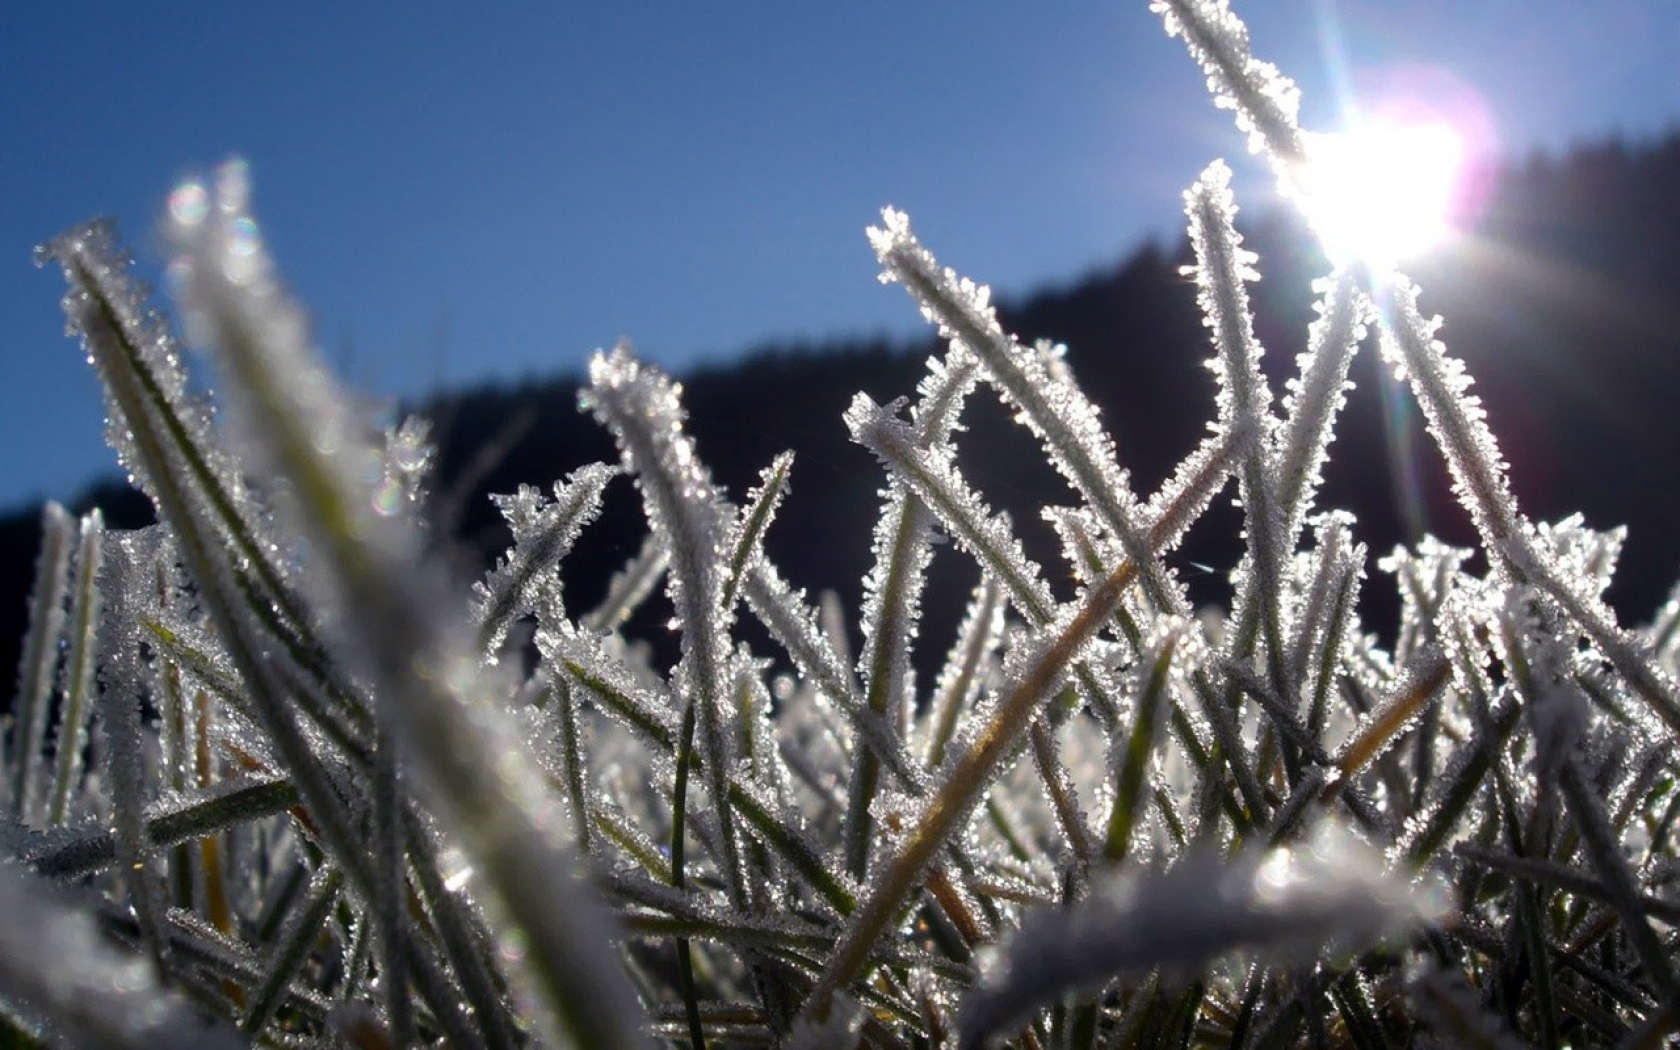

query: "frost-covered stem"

left=44, top=230, right=368, bottom=739
left=848, top=494, right=934, bottom=879
left=806, top=565, right=1138, bottom=1019
left=1187, top=163, right=1288, bottom=693
left=1374, top=279, right=1524, bottom=570
left=1303, top=529, right=1361, bottom=739
left=1028, top=718, right=1095, bottom=869
left=44, top=239, right=373, bottom=898
left=475, top=463, right=616, bottom=657
left=1274, top=274, right=1363, bottom=545
left=1557, top=762, right=1679, bottom=1001
left=721, top=452, right=793, bottom=614
left=1324, top=648, right=1450, bottom=799
left=925, top=575, right=1005, bottom=770
left=10, top=501, right=72, bottom=821
left=1188, top=668, right=1270, bottom=826
left=1153, top=0, right=1306, bottom=176
left=46, top=511, right=103, bottom=827
left=1380, top=265, right=1680, bottom=722
left=1505, top=604, right=1673, bottom=1001
left=1105, top=626, right=1181, bottom=863
left=848, top=393, right=1057, bottom=625
left=582, top=533, right=670, bottom=634
left=1517, top=560, right=1680, bottom=740
left=584, top=348, right=747, bottom=911
left=743, top=566, right=926, bottom=795
left=371, top=732, right=414, bottom=1047
left=25, top=775, right=296, bottom=880
left=241, top=866, right=342, bottom=1036
left=97, top=526, right=171, bottom=973
left=169, top=171, right=650, bottom=1050
left=804, top=452, right=1229, bottom=1020
left=869, top=210, right=1179, bottom=616
left=670, top=697, right=710, bottom=1050
left=851, top=352, right=982, bottom=868
left=551, top=678, right=594, bottom=854
left=396, top=815, right=521, bottom=1049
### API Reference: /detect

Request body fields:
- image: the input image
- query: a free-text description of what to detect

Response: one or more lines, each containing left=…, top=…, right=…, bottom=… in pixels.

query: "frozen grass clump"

left=4, top=1, right=1677, bottom=1046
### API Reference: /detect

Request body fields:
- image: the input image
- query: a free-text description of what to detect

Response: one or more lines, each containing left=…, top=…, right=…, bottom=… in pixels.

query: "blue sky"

left=1, top=1, right=1675, bottom=511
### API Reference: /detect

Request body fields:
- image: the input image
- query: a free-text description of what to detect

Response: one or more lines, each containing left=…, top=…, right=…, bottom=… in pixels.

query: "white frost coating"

left=536, top=620, right=680, bottom=743
left=36, top=221, right=292, bottom=627
left=956, top=823, right=1449, bottom=1050
left=1375, top=278, right=1523, bottom=558
left=166, top=161, right=653, bottom=1050
left=10, top=501, right=74, bottom=823
left=722, top=451, right=795, bottom=614
left=1152, top=0, right=1306, bottom=183
left=869, top=210, right=1173, bottom=610
left=1274, top=271, right=1365, bottom=540
left=919, top=575, right=1007, bottom=770
left=46, top=510, right=105, bottom=828
left=1379, top=535, right=1474, bottom=667
left=37, top=222, right=206, bottom=497
left=475, top=462, right=617, bottom=656
left=581, top=343, right=752, bottom=908
left=854, top=346, right=979, bottom=753
left=95, top=528, right=168, bottom=965
left=1186, top=164, right=1287, bottom=662
left=850, top=470, right=937, bottom=871
left=1525, top=514, right=1625, bottom=604
left=0, top=866, right=242, bottom=1048
left=847, top=392, right=1057, bottom=625
left=1502, top=588, right=1590, bottom=791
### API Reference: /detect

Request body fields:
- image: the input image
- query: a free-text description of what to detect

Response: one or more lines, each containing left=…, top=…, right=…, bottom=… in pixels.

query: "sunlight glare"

left=1296, top=120, right=1466, bottom=268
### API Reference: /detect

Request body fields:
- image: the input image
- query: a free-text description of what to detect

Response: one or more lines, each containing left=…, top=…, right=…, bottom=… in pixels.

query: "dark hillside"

left=3, top=134, right=1678, bottom=687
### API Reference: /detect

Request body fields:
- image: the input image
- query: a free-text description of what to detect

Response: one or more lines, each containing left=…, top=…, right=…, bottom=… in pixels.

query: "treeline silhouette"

left=4, top=134, right=1678, bottom=686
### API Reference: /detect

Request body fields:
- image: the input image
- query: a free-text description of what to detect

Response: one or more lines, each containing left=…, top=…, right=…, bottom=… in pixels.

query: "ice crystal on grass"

left=11, top=0, right=1680, bottom=1046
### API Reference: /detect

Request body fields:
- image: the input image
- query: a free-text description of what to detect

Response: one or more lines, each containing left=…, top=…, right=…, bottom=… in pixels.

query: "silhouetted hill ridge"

left=4, top=133, right=1677, bottom=684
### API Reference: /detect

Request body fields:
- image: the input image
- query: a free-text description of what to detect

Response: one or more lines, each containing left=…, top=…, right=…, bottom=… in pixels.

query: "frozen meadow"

left=3, top=1, right=1677, bottom=1047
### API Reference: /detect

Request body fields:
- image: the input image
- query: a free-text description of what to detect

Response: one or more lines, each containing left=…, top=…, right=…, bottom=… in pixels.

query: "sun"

left=1294, top=119, right=1467, bottom=269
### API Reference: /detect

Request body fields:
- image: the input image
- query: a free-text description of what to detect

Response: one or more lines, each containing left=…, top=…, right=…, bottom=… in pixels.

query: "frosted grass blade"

left=869, top=210, right=1183, bottom=617
left=9, top=501, right=73, bottom=823
left=475, top=462, right=617, bottom=657
left=1104, top=621, right=1188, bottom=863
left=1374, top=280, right=1524, bottom=567
left=96, top=529, right=168, bottom=968
left=1152, top=0, right=1306, bottom=180
left=722, top=451, right=794, bottom=614
left=922, top=575, right=1006, bottom=770
left=1274, top=273, right=1364, bottom=546
left=847, top=347, right=981, bottom=873
left=241, top=865, right=342, bottom=1035
left=801, top=434, right=1237, bottom=1022
left=956, top=823, right=1447, bottom=1050
left=23, top=775, right=297, bottom=880
left=1186, top=162, right=1289, bottom=689
left=46, top=510, right=104, bottom=826
left=167, top=162, right=651, bottom=1050
left=582, top=345, right=748, bottom=911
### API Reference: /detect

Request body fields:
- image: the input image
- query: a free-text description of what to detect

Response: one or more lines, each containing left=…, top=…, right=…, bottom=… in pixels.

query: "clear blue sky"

left=2, top=1, right=1675, bottom=511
